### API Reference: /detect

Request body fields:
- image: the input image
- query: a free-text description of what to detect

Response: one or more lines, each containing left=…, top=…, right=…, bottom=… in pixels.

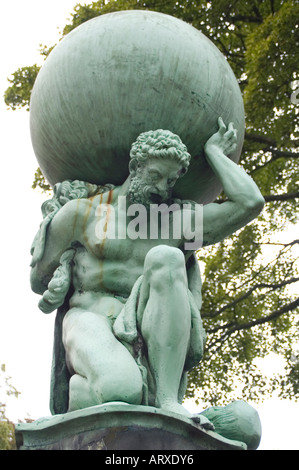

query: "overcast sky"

left=0, top=1, right=298, bottom=450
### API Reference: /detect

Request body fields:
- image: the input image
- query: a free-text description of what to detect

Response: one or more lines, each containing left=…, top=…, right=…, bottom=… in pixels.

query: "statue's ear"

left=129, top=158, right=138, bottom=176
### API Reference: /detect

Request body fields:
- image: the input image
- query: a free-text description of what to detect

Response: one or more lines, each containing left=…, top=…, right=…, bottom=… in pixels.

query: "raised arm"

left=202, top=117, right=265, bottom=246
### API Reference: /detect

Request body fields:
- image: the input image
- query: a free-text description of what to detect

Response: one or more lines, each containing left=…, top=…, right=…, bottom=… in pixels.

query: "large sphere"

left=30, top=10, right=245, bottom=203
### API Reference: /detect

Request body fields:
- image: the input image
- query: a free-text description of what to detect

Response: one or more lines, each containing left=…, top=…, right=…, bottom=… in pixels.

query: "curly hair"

left=129, top=129, right=191, bottom=175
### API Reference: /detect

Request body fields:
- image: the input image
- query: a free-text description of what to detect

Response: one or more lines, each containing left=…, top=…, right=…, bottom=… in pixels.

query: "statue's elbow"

left=253, top=194, right=265, bottom=215
left=30, top=267, right=47, bottom=295
left=245, top=194, right=265, bottom=218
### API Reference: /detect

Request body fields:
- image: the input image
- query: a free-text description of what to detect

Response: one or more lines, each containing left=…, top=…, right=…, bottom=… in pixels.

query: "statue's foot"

left=157, top=401, right=215, bottom=430
left=190, top=413, right=215, bottom=431
left=158, top=400, right=193, bottom=417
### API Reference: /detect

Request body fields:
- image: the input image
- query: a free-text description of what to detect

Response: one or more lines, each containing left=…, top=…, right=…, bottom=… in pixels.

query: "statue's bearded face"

left=128, top=157, right=184, bottom=208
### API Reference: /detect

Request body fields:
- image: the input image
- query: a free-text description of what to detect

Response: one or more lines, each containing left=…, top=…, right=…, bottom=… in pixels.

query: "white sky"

left=0, top=0, right=298, bottom=451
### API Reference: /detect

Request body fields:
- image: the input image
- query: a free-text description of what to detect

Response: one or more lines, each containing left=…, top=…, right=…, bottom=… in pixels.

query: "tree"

left=0, top=364, right=19, bottom=450
left=4, top=0, right=299, bottom=406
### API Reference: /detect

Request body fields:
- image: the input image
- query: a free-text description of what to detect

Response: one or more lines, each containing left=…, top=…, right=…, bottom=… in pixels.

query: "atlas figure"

left=30, top=118, right=264, bottom=420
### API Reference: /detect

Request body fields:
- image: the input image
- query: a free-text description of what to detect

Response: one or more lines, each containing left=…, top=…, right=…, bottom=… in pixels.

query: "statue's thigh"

left=62, top=308, right=116, bottom=372
left=62, top=307, right=139, bottom=380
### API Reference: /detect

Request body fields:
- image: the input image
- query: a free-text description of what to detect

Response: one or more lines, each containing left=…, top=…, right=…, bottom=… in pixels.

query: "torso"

left=69, top=188, right=185, bottom=312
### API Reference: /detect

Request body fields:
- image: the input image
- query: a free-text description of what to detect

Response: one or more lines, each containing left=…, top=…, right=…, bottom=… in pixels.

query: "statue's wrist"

left=204, top=143, right=222, bottom=159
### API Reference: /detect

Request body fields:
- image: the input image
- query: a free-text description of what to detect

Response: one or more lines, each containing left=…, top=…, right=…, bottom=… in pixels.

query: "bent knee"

left=145, top=245, right=185, bottom=271
left=97, top=364, right=143, bottom=405
left=144, top=246, right=187, bottom=291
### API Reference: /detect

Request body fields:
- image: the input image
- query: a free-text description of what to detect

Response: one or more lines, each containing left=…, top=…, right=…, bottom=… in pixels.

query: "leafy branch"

left=203, top=277, right=299, bottom=321
left=207, top=297, right=299, bottom=348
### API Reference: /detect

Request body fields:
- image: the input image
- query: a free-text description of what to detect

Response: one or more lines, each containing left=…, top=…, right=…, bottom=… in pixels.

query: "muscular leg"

left=137, top=245, right=192, bottom=417
left=63, top=306, right=143, bottom=411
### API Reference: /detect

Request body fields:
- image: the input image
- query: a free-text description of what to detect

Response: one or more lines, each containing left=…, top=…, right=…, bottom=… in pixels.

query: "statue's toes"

left=191, top=414, right=215, bottom=431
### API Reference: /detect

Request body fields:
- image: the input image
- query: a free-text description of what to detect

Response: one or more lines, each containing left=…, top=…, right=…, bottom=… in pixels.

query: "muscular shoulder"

left=53, top=197, right=83, bottom=222
left=48, top=198, right=90, bottom=244
left=51, top=187, right=120, bottom=234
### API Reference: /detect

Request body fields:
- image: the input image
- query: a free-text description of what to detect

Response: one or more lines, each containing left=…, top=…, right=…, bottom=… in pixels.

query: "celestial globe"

left=30, top=10, right=245, bottom=204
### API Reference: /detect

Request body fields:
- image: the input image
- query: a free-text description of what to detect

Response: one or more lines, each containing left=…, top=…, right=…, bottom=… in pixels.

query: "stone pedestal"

left=15, top=403, right=246, bottom=450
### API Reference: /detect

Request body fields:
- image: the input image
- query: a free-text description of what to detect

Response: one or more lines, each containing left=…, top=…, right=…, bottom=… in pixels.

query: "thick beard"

left=128, top=174, right=172, bottom=209
left=128, top=175, right=153, bottom=209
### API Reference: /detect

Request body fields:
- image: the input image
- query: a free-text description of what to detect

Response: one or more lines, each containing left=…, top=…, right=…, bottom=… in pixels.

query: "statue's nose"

left=156, top=179, right=168, bottom=193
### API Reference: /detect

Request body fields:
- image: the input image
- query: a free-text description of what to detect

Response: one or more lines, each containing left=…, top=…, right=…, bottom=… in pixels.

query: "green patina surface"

left=30, top=10, right=245, bottom=204
left=16, top=403, right=248, bottom=450
left=26, top=11, right=264, bottom=450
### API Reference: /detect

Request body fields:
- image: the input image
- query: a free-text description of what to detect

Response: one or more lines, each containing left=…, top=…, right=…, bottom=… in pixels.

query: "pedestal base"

left=15, top=403, right=247, bottom=450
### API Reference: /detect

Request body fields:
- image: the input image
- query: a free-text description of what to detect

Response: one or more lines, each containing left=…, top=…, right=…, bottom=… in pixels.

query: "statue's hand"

left=204, top=117, right=237, bottom=156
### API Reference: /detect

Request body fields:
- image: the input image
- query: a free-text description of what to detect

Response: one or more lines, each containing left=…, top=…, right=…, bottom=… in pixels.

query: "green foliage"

left=186, top=221, right=299, bottom=405
left=32, top=167, right=51, bottom=193
left=3, top=0, right=299, bottom=406
left=4, top=65, right=40, bottom=111
left=245, top=2, right=298, bottom=133
left=0, top=419, right=16, bottom=451
left=0, top=364, right=19, bottom=450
